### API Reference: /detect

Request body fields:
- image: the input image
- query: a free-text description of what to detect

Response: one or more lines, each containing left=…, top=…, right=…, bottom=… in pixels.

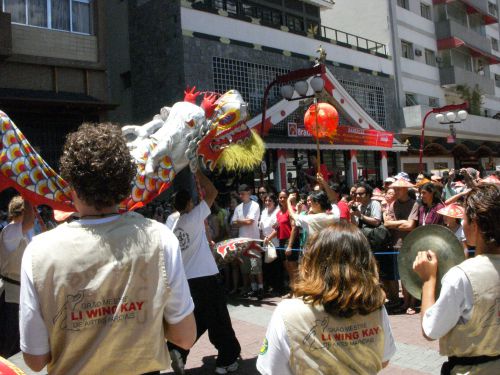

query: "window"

left=429, top=97, right=439, bottom=107
left=339, top=79, right=387, bottom=128
left=488, top=1, right=498, bottom=17
left=401, top=40, right=414, bottom=59
left=405, top=93, right=417, bottom=106
left=420, top=3, right=432, bottom=20
left=214, top=0, right=237, bottom=15
left=2, top=0, right=93, bottom=34
left=212, top=57, right=290, bottom=117
left=425, top=49, right=436, bottom=66
left=492, top=37, right=499, bottom=51
left=495, top=74, right=500, bottom=88
left=285, top=13, right=304, bottom=32
left=397, top=0, right=409, bottom=10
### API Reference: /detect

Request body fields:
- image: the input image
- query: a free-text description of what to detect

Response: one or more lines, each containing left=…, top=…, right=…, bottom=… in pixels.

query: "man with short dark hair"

left=167, top=170, right=241, bottom=375
left=231, top=184, right=261, bottom=296
left=351, top=183, right=382, bottom=229
left=384, top=180, right=419, bottom=313
left=19, top=123, right=196, bottom=374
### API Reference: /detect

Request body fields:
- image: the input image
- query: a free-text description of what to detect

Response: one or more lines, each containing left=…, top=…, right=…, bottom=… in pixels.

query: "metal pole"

left=419, top=109, right=433, bottom=173
left=315, top=97, right=321, bottom=175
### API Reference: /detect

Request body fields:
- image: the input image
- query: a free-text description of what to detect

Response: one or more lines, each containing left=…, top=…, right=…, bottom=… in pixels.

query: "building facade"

left=395, top=0, right=500, bottom=176
left=0, top=0, right=112, bottom=167
left=108, top=0, right=404, bottom=191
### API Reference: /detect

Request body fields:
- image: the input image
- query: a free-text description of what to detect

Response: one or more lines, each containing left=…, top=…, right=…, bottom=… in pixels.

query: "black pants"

left=0, top=291, right=20, bottom=358
left=167, top=275, right=241, bottom=367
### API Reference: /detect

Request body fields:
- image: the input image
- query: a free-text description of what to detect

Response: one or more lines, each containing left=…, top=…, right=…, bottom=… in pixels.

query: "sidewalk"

left=8, top=296, right=445, bottom=375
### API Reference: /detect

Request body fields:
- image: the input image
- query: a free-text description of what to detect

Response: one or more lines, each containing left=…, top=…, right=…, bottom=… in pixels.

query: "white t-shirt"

left=2, top=222, right=33, bottom=252
left=454, top=225, right=465, bottom=243
left=231, top=200, right=260, bottom=239
left=293, top=211, right=339, bottom=237
left=259, top=207, right=279, bottom=247
left=1, top=222, right=33, bottom=302
left=19, top=215, right=194, bottom=356
left=422, top=266, right=474, bottom=340
left=165, top=211, right=180, bottom=229
left=256, top=303, right=396, bottom=375
left=168, top=200, right=219, bottom=279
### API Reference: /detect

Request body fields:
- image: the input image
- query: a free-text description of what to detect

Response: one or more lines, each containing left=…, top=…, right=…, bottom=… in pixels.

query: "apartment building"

left=331, top=0, right=500, bottom=176
left=0, top=0, right=111, bottom=167
left=107, top=0, right=404, bottom=189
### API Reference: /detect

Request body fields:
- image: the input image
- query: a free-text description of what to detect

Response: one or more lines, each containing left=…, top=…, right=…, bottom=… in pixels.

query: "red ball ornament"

left=303, top=102, right=339, bottom=139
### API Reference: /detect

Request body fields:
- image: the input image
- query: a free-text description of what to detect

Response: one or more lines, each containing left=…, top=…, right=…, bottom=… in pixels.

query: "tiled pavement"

left=9, top=296, right=445, bottom=375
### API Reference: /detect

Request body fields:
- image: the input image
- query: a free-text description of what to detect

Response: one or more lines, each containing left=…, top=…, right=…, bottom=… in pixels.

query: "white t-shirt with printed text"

left=168, top=200, right=219, bottom=280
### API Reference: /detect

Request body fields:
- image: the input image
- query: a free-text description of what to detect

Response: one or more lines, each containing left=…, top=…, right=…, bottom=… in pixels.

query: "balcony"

left=402, top=104, right=500, bottom=142
left=439, top=65, right=495, bottom=94
left=0, top=11, right=12, bottom=58
left=184, top=0, right=389, bottom=57
left=433, top=0, right=498, bottom=24
left=435, top=18, right=491, bottom=53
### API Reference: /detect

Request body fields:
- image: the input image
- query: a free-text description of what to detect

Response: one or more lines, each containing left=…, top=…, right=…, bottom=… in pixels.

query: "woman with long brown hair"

left=257, top=222, right=396, bottom=374
left=418, top=182, right=444, bottom=226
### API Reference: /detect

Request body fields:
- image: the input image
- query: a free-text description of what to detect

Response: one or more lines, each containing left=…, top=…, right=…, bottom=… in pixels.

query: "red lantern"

left=304, top=102, right=339, bottom=139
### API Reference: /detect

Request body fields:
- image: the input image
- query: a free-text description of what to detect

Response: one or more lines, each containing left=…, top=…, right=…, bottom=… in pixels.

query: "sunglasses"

left=355, top=192, right=367, bottom=196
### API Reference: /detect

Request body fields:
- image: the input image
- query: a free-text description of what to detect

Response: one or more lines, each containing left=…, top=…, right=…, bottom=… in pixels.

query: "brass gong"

left=398, top=224, right=465, bottom=299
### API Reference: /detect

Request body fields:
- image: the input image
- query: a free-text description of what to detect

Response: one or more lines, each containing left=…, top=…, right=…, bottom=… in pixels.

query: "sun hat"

left=389, top=178, right=415, bottom=188
left=437, top=204, right=464, bottom=219
left=394, top=172, right=410, bottom=181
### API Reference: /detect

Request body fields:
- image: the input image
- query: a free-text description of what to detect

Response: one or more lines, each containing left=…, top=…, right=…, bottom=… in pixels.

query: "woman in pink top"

left=418, top=182, right=445, bottom=226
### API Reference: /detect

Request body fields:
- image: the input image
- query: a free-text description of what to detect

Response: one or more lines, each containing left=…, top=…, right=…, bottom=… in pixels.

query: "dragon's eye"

left=186, top=119, right=195, bottom=128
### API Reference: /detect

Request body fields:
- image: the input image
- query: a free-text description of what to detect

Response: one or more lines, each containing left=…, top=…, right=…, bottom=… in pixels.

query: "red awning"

left=437, top=37, right=500, bottom=64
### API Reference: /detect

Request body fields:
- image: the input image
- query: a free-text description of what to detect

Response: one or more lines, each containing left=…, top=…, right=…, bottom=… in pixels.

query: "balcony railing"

left=320, top=25, right=388, bottom=55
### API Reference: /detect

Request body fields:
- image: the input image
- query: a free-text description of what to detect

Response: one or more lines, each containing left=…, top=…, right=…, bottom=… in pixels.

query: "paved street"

left=9, top=295, right=445, bottom=375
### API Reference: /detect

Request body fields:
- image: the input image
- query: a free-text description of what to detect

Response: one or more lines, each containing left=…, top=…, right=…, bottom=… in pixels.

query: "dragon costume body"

left=0, top=89, right=265, bottom=212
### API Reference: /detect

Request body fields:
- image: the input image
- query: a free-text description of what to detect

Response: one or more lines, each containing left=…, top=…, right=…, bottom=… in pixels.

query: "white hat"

left=384, top=177, right=396, bottom=183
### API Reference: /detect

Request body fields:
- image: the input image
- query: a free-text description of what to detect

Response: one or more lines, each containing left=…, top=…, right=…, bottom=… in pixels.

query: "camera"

left=293, top=158, right=307, bottom=169
left=351, top=205, right=358, bottom=212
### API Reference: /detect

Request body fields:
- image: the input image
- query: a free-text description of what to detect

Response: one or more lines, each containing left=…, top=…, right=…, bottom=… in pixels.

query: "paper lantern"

left=304, top=102, right=339, bottom=139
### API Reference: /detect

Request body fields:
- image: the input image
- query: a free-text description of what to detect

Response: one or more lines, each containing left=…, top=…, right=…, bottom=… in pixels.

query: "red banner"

left=333, top=126, right=393, bottom=148
left=287, top=123, right=394, bottom=148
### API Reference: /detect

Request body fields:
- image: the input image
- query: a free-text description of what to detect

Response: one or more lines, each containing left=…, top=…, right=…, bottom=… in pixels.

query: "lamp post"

left=280, top=75, right=326, bottom=174
left=260, top=64, right=325, bottom=137
left=419, top=102, right=468, bottom=172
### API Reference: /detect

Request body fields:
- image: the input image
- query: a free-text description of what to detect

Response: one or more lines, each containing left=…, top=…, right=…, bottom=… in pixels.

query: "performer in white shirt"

left=167, top=170, right=241, bottom=375
left=414, top=183, right=500, bottom=374
left=0, top=195, right=34, bottom=358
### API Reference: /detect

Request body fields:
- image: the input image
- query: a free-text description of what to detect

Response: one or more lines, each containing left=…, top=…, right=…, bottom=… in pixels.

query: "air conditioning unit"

left=415, top=49, right=422, bottom=56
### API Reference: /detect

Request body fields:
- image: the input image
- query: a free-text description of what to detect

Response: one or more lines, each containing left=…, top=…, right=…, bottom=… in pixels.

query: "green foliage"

left=455, top=84, right=483, bottom=115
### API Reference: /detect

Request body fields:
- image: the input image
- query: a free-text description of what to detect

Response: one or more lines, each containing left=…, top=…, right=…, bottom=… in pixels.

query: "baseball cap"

left=384, top=177, right=395, bottom=184
left=238, top=184, right=251, bottom=193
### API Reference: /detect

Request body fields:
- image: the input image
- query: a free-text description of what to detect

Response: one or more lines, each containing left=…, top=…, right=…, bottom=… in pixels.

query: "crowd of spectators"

left=139, top=166, right=499, bottom=317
